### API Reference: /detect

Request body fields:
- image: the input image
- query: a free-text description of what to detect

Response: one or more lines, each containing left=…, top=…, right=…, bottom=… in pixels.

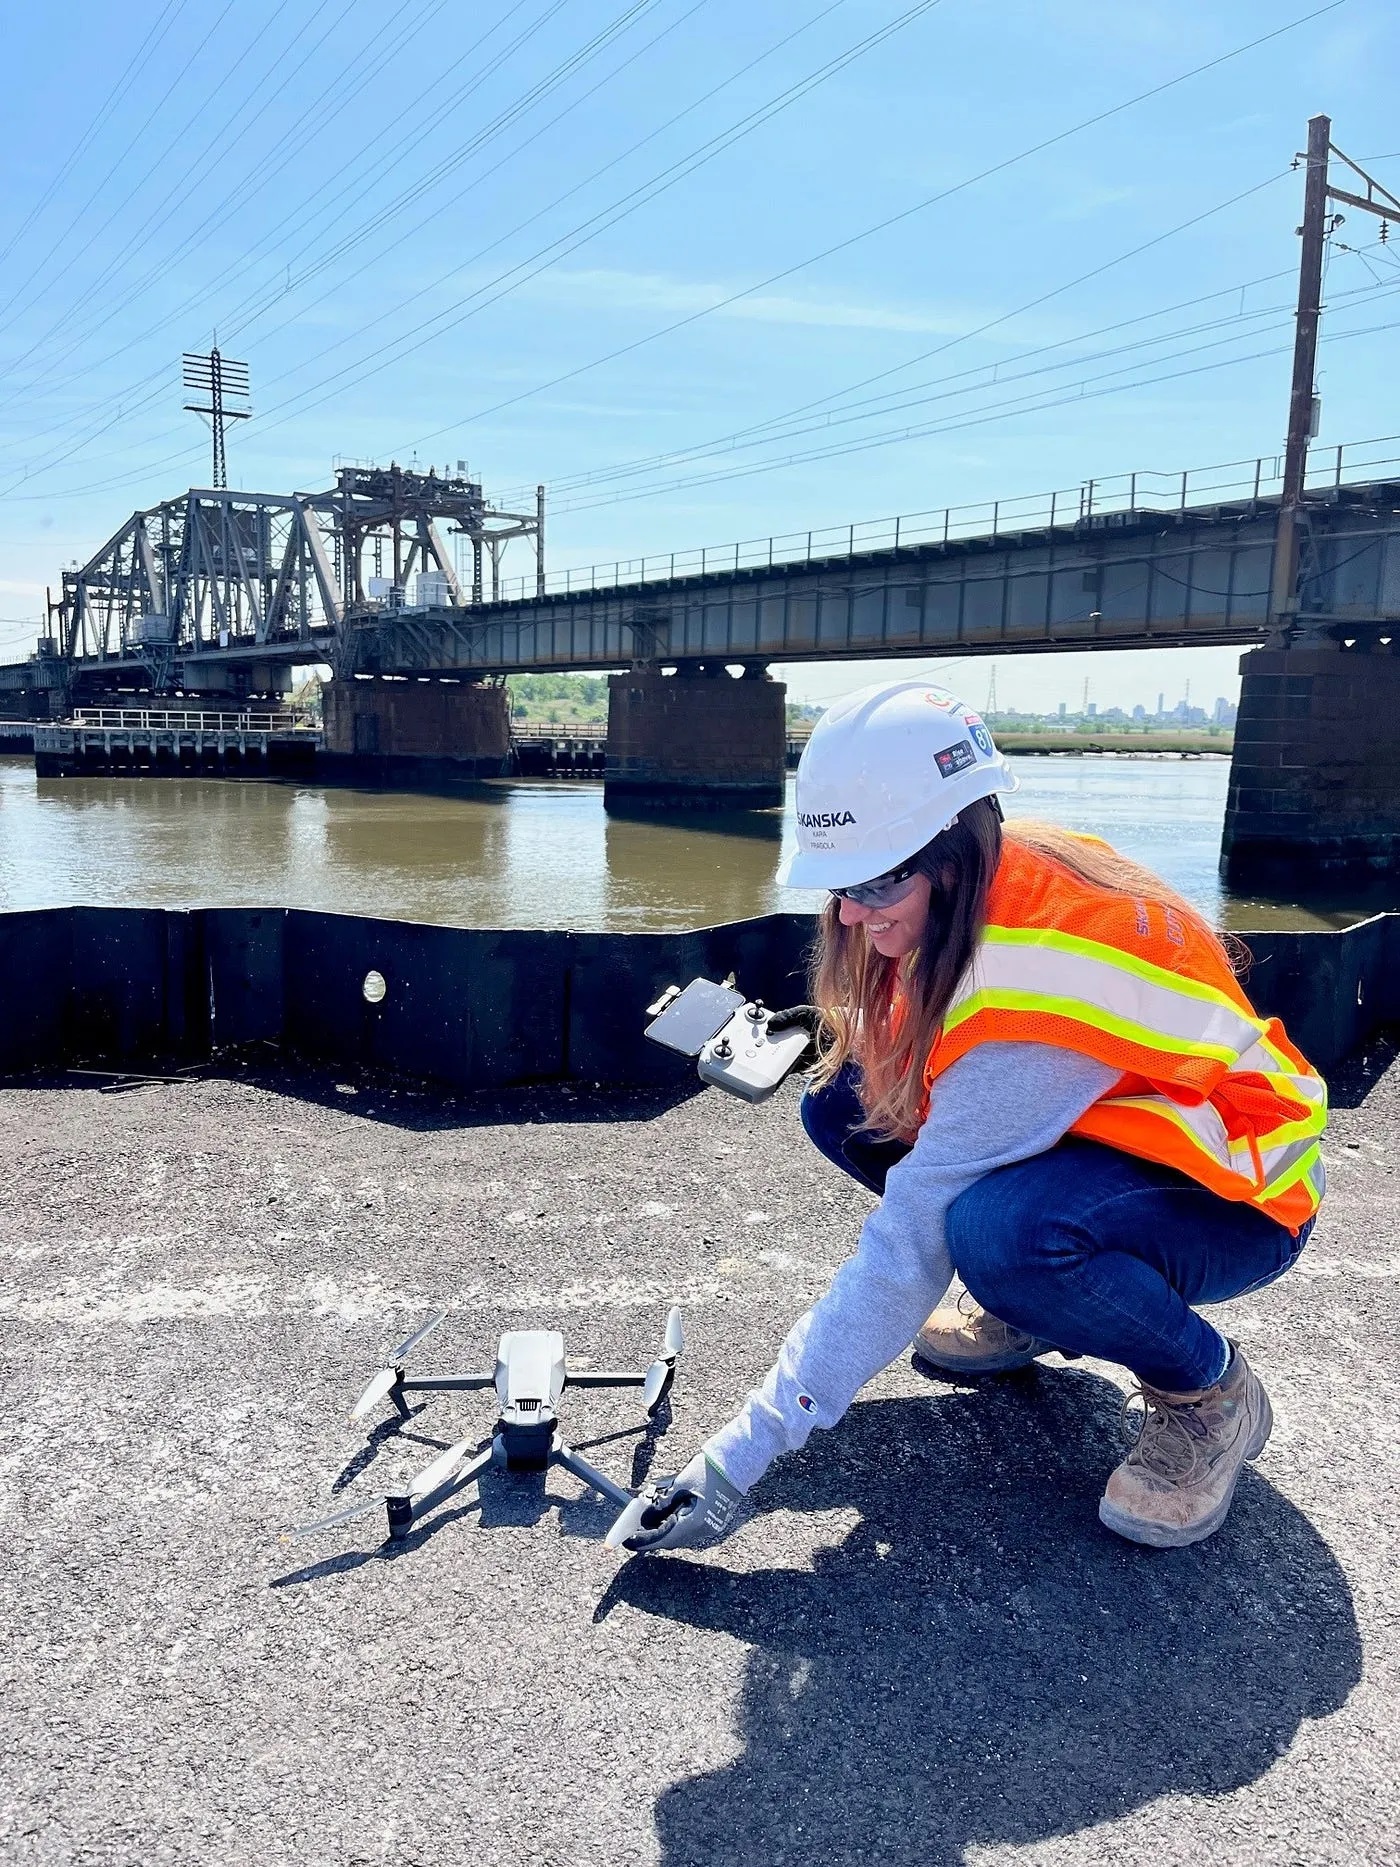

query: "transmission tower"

left=183, top=347, right=251, bottom=489
left=984, top=662, right=999, bottom=717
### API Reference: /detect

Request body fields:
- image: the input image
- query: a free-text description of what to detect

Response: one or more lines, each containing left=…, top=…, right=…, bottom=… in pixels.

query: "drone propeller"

left=665, top=1305, right=684, bottom=1357
left=605, top=1490, right=665, bottom=1549
left=350, top=1367, right=398, bottom=1421
left=407, top=1437, right=479, bottom=1500
left=288, top=1492, right=400, bottom=1539
left=641, top=1305, right=685, bottom=1414
left=390, top=1310, right=448, bottom=1363
left=349, top=1309, right=448, bottom=1421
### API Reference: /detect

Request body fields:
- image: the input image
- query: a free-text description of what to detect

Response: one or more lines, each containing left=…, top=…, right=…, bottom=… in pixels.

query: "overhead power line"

left=198, top=0, right=950, bottom=445
left=0, top=0, right=250, bottom=341
left=538, top=270, right=1399, bottom=507
left=549, top=304, right=1400, bottom=513
left=0, top=0, right=358, bottom=373
left=0, top=0, right=192, bottom=275
left=218, top=0, right=840, bottom=398
left=389, top=0, right=1353, bottom=459
left=501, top=173, right=1297, bottom=503
left=0, top=0, right=661, bottom=441
left=0, top=0, right=925, bottom=493
left=0, top=0, right=464, bottom=444
left=0, top=0, right=612, bottom=417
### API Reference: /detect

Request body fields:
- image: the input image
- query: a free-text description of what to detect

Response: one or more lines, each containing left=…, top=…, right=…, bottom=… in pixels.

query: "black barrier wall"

left=0, top=905, right=1397, bottom=1087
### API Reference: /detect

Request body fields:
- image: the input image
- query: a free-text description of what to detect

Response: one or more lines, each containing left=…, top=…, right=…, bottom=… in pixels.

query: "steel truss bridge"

left=3, top=439, right=1399, bottom=707
left=34, top=464, right=543, bottom=691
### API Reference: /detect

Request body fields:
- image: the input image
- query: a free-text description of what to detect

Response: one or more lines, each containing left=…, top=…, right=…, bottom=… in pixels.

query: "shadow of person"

left=603, top=1366, right=1360, bottom=1867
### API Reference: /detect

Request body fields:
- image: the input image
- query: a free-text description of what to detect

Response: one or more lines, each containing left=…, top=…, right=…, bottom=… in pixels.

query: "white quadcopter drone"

left=292, top=1306, right=684, bottom=1543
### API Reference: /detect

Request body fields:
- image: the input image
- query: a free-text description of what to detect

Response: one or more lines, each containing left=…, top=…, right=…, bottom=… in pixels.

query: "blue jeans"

left=801, top=1067, right=1314, bottom=1392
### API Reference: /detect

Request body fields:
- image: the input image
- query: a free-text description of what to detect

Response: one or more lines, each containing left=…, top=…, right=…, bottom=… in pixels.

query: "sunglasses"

left=829, top=860, right=922, bottom=909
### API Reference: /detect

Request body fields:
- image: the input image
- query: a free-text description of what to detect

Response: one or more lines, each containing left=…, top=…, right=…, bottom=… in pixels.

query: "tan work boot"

left=1098, top=1343, right=1272, bottom=1549
left=914, top=1290, right=1055, bottom=1375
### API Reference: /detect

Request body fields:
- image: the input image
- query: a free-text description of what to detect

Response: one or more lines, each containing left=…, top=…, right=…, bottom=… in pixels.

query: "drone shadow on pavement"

left=601, top=1364, right=1361, bottom=1867
left=327, top=1404, right=442, bottom=1494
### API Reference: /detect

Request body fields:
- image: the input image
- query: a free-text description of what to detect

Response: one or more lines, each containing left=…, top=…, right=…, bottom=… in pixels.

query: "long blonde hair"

left=807, top=803, right=1240, bottom=1141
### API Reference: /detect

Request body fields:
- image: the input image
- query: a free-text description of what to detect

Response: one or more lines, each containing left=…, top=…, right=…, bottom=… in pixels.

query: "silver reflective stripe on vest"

left=1096, top=1094, right=1325, bottom=1195
left=953, top=932, right=1267, bottom=1064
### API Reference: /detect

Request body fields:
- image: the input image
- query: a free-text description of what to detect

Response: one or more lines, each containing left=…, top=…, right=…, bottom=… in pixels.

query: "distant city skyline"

left=776, top=644, right=1247, bottom=718
left=790, top=679, right=1238, bottom=727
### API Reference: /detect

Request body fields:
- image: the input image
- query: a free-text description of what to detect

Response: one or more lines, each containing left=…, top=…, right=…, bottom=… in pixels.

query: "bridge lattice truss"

left=56, top=466, right=542, bottom=682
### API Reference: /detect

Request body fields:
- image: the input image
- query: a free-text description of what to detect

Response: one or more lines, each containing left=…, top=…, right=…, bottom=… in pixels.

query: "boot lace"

left=1119, top=1386, right=1206, bottom=1484
left=954, top=1289, right=1022, bottom=1349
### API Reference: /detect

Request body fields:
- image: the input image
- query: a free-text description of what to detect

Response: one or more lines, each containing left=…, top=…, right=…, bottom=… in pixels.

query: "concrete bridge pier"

left=320, top=675, right=511, bottom=782
left=1221, top=640, right=1400, bottom=885
left=604, top=662, right=787, bottom=812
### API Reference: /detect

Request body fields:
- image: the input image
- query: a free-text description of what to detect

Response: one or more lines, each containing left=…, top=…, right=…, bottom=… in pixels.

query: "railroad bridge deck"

left=5, top=442, right=1400, bottom=871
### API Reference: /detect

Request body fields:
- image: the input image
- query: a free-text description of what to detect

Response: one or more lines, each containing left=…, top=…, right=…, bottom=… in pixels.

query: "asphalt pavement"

left=1, top=1039, right=1397, bottom=1866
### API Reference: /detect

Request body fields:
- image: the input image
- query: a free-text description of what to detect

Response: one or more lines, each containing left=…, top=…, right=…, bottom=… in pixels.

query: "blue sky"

left=1, top=0, right=1396, bottom=713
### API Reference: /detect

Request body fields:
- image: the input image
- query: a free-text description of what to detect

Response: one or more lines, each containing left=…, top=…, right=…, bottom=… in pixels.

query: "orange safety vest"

left=922, top=839, right=1327, bottom=1233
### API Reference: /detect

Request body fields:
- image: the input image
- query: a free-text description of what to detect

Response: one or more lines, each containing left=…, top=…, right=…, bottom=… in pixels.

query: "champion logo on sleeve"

left=796, top=1392, right=817, bottom=1414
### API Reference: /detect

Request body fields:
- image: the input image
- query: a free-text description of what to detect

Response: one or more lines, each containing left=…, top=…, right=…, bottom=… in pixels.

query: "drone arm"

left=563, top=1370, right=649, bottom=1388
left=390, top=1443, right=495, bottom=1536
left=553, top=1442, right=633, bottom=1509
left=398, top=1374, right=498, bottom=1392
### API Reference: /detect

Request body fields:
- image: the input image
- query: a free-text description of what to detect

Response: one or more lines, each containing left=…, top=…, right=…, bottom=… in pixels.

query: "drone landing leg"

left=554, top=1442, right=633, bottom=1510
left=388, top=1443, right=495, bottom=1541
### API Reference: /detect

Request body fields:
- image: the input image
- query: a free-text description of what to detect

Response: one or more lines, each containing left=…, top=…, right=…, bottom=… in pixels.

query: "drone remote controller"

left=644, top=978, right=809, bottom=1103
left=697, top=1002, right=811, bottom=1103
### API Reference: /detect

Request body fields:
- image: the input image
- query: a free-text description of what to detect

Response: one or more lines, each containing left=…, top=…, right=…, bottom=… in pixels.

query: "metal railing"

left=71, top=708, right=315, bottom=733
left=483, top=432, right=1400, bottom=605
left=510, top=720, right=608, bottom=741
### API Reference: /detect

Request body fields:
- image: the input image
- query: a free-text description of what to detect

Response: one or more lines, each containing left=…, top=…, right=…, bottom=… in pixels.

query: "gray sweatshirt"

left=704, top=1042, right=1119, bottom=1494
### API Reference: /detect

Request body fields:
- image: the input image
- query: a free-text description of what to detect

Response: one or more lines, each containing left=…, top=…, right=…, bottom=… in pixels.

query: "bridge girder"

left=29, top=474, right=1400, bottom=698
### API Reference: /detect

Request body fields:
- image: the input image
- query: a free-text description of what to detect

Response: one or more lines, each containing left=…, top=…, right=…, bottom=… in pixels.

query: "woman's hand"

left=605, top=1453, right=744, bottom=1554
left=766, top=1004, right=823, bottom=1066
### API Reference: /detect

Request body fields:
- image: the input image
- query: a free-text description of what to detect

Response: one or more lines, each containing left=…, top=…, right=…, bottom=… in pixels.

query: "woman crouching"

left=612, top=680, right=1325, bottom=1555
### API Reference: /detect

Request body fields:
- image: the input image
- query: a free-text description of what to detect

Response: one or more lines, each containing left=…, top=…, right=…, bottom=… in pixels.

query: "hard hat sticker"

left=935, top=742, right=977, bottom=778
left=965, top=716, right=994, bottom=757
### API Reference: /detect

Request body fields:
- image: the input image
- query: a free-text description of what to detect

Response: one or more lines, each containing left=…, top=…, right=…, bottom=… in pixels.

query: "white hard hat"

left=777, top=678, right=1019, bottom=891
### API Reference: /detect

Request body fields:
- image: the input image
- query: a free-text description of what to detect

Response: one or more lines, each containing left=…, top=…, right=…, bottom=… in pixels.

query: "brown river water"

left=0, top=754, right=1392, bottom=933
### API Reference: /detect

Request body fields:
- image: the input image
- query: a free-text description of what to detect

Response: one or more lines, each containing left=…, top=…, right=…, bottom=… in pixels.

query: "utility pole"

left=1269, top=116, right=1400, bottom=636
left=183, top=347, right=251, bottom=490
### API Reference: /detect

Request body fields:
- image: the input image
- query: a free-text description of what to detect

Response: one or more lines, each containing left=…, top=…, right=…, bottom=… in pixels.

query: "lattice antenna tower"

left=183, top=346, right=251, bottom=489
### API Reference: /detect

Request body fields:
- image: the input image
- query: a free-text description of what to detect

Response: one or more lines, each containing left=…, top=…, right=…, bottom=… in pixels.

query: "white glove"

left=605, top=1452, right=744, bottom=1554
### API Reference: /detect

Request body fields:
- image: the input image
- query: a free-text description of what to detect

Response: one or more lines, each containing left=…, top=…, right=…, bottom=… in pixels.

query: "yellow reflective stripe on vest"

left=1243, top=1033, right=1328, bottom=1096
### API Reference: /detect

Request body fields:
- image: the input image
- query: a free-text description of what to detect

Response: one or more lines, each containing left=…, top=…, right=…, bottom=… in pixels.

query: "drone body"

left=293, top=1309, right=683, bottom=1545
left=491, top=1330, right=565, bottom=1470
